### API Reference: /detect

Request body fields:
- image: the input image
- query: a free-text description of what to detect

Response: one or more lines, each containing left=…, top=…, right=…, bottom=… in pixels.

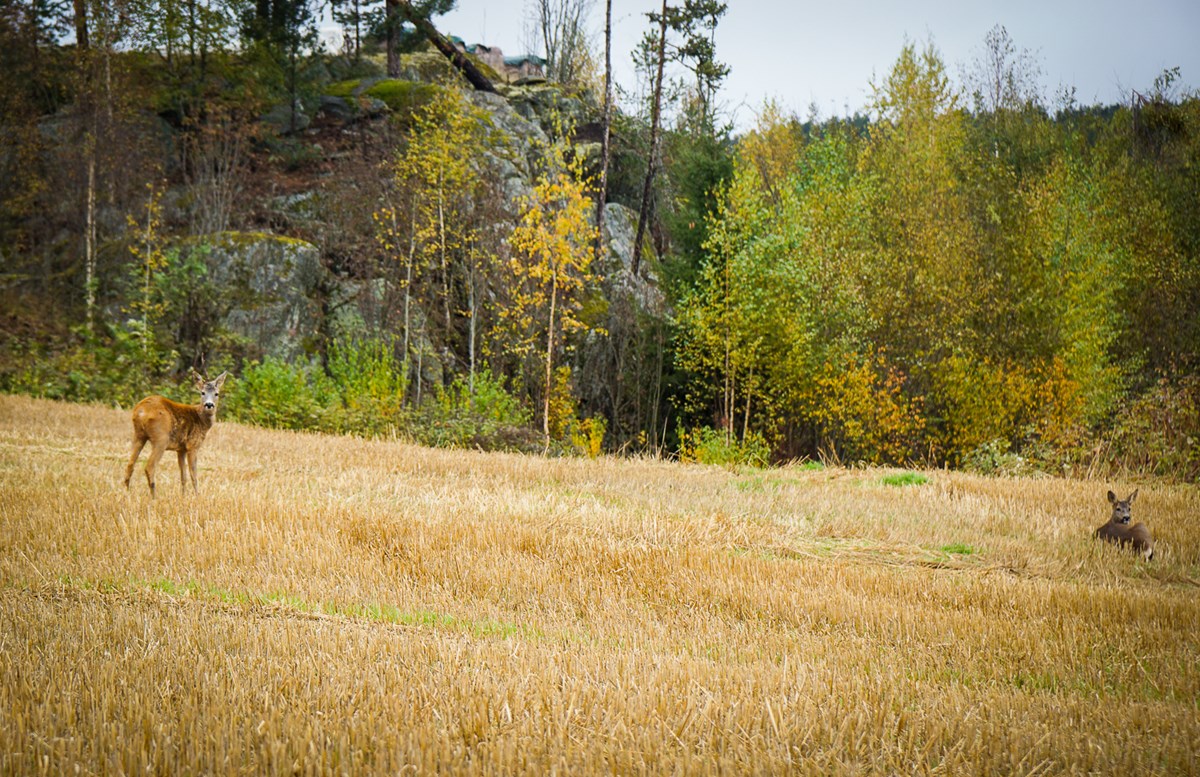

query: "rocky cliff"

left=202, top=54, right=662, bottom=372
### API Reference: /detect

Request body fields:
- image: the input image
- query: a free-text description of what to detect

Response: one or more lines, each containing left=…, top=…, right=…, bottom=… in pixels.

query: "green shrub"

left=963, top=439, right=1034, bottom=477
left=263, top=136, right=323, bottom=171
left=680, top=427, right=771, bottom=468
left=411, top=372, right=536, bottom=451
left=323, top=337, right=407, bottom=437
left=1101, top=376, right=1200, bottom=480
left=0, top=324, right=170, bottom=408
left=227, top=357, right=323, bottom=431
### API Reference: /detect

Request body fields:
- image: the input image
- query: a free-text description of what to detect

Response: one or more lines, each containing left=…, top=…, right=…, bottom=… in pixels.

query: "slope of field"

left=1, top=394, right=1198, bottom=775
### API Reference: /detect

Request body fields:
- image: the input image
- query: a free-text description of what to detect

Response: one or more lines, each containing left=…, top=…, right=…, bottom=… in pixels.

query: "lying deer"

left=124, top=371, right=228, bottom=496
left=1094, top=489, right=1155, bottom=561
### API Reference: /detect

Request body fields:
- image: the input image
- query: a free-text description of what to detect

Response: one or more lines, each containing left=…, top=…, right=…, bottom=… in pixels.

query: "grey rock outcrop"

left=261, top=100, right=313, bottom=135
left=599, top=202, right=664, bottom=315
left=463, top=90, right=548, bottom=206
left=200, top=232, right=323, bottom=362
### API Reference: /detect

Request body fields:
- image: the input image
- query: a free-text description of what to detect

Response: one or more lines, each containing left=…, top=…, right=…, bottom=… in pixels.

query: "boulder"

left=318, top=94, right=357, bottom=122
left=261, top=100, right=313, bottom=135
left=200, top=232, right=323, bottom=362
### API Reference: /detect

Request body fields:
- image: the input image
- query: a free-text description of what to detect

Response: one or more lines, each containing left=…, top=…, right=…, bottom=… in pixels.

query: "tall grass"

left=1, top=394, right=1198, bottom=774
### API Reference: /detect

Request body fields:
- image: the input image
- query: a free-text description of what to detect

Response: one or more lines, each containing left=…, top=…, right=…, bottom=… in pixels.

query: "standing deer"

left=1094, top=489, right=1155, bottom=561
left=124, top=371, right=228, bottom=496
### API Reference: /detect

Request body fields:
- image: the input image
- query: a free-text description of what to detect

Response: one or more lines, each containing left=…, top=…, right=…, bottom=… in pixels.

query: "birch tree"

left=504, top=152, right=600, bottom=447
left=378, top=87, right=490, bottom=396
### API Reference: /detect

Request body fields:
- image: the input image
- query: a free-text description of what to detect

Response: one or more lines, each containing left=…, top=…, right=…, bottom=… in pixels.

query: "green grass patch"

left=734, top=475, right=784, bottom=493
left=940, top=543, right=976, bottom=555
left=49, top=575, right=536, bottom=640
left=101, top=576, right=537, bottom=639
left=880, top=472, right=930, bottom=487
left=148, top=578, right=189, bottom=596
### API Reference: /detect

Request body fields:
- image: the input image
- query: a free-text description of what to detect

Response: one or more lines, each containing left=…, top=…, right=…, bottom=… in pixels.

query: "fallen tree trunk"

left=396, top=0, right=497, bottom=93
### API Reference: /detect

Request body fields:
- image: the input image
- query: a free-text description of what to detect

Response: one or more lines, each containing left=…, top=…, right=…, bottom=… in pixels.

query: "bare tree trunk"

left=723, top=332, right=732, bottom=443
left=722, top=254, right=732, bottom=443
left=742, top=365, right=753, bottom=440
left=354, top=0, right=362, bottom=60
left=543, top=268, right=559, bottom=449
left=72, top=0, right=89, bottom=50
left=200, top=0, right=209, bottom=80
left=593, top=0, right=612, bottom=259
left=399, top=206, right=415, bottom=405
left=92, top=0, right=116, bottom=205
left=631, top=0, right=668, bottom=277
left=653, top=325, right=664, bottom=454
left=437, top=182, right=451, bottom=337
left=102, top=20, right=113, bottom=129
left=385, top=0, right=400, bottom=76
left=395, top=0, right=496, bottom=92
left=538, top=0, right=559, bottom=78
left=188, top=0, right=196, bottom=64
left=467, top=247, right=477, bottom=400
left=416, top=326, right=424, bottom=406
left=75, top=0, right=97, bottom=333
left=85, top=155, right=96, bottom=333
left=141, top=194, right=154, bottom=357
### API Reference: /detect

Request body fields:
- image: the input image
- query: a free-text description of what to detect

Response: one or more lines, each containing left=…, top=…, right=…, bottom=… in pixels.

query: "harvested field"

left=1, top=394, right=1198, bottom=774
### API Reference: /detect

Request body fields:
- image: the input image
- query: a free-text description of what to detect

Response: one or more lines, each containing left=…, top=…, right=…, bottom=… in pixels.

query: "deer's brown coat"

left=124, top=372, right=227, bottom=496
left=1094, top=489, right=1155, bottom=561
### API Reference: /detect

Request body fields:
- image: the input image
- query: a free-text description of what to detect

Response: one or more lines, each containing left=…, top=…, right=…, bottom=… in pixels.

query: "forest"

left=1, top=0, right=1198, bottom=479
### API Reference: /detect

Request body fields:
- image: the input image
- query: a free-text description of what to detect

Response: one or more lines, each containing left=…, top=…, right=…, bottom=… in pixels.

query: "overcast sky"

left=426, top=0, right=1200, bottom=130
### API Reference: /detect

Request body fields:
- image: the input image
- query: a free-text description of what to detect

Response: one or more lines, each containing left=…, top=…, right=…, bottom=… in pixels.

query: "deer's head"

left=194, top=371, right=228, bottom=414
left=1107, top=489, right=1138, bottom=525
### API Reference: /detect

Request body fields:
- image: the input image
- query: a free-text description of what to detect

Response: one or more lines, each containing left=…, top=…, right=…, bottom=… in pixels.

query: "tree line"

left=675, top=41, right=1199, bottom=477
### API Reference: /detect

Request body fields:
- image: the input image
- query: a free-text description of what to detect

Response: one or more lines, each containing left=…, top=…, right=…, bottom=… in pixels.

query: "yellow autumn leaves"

left=376, top=86, right=601, bottom=448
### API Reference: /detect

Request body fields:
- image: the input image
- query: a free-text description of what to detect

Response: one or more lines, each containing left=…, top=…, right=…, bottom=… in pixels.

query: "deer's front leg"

left=186, top=450, right=200, bottom=493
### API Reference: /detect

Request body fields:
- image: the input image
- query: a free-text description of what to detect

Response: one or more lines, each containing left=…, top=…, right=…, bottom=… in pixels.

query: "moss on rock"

left=324, top=79, right=362, bottom=99
left=364, top=79, right=441, bottom=113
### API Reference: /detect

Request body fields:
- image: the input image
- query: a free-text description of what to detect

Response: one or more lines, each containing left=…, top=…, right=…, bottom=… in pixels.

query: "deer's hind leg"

left=144, top=441, right=166, bottom=497
left=124, top=433, right=148, bottom=489
left=177, top=450, right=189, bottom=494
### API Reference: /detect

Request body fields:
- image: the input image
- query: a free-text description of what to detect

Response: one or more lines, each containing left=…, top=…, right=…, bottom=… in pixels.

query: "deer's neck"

left=187, top=404, right=216, bottom=431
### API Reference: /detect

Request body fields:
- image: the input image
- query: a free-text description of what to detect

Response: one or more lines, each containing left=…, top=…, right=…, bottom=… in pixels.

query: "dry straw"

left=1, top=394, right=1197, bottom=774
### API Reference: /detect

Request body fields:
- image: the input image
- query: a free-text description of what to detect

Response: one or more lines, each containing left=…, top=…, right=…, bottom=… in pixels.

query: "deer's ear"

left=193, top=370, right=206, bottom=390
left=213, top=371, right=228, bottom=389
left=1128, top=489, right=1138, bottom=504
left=1107, top=490, right=1117, bottom=504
